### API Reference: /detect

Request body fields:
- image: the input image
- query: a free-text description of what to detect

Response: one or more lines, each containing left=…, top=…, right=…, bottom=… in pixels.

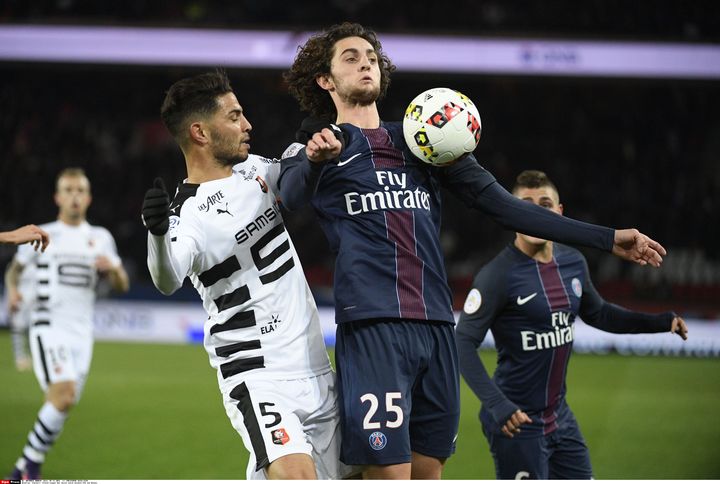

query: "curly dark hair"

left=284, top=22, right=396, bottom=120
left=160, top=68, right=232, bottom=144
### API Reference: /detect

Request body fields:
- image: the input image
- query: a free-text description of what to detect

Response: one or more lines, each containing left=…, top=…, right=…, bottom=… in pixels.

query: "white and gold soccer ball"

left=402, top=87, right=482, bottom=166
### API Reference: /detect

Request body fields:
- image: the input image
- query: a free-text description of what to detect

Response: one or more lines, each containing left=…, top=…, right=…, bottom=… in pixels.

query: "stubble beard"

left=211, top=130, right=248, bottom=166
left=338, top=82, right=380, bottom=107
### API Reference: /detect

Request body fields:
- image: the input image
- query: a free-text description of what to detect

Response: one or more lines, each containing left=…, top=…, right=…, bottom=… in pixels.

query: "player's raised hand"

left=306, top=128, right=343, bottom=163
left=95, top=255, right=117, bottom=274
left=295, top=117, right=346, bottom=164
left=612, top=229, right=666, bottom=268
left=671, top=315, right=688, bottom=340
left=142, top=177, right=171, bottom=236
left=501, top=409, right=532, bottom=438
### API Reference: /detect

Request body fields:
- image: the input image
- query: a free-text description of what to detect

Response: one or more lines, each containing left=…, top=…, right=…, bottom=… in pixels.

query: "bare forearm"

left=108, top=265, right=130, bottom=293
left=4, top=260, right=22, bottom=292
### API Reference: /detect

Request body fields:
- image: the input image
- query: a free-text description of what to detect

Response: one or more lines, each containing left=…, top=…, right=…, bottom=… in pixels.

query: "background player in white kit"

left=5, top=168, right=130, bottom=480
left=4, top=225, right=49, bottom=371
left=6, top=266, right=35, bottom=371
left=142, top=69, right=351, bottom=479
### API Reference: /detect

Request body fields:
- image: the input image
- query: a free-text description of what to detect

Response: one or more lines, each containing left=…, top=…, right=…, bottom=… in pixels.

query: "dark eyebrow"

left=340, top=47, right=376, bottom=56
left=228, top=108, right=242, bottom=117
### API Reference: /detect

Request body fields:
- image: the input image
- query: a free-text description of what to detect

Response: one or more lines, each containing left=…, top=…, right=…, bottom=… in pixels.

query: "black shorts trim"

left=36, top=335, right=50, bottom=384
left=230, top=382, right=269, bottom=471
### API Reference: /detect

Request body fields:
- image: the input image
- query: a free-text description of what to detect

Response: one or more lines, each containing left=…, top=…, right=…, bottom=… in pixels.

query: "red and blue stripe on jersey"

left=307, top=122, right=460, bottom=324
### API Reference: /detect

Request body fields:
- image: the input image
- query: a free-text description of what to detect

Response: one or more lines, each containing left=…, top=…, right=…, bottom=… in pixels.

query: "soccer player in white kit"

left=6, top=267, right=34, bottom=371
left=5, top=168, right=130, bottom=480
left=3, top=224, right=49, bottom=371
left=142, top=70, right=352, bottom=479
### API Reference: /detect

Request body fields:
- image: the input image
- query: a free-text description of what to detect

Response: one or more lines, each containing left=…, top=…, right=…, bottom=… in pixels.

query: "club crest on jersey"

left=369, top=431, right=387, bottom=450
left=463, top=288, right=482, bottom=314
left=271, top=428, right=290, bottom=445
left=197, top=190, right=225, bottom=212
left=571, top=277, right=582, bottom=297
left=256, top=175, right=268, bottom=193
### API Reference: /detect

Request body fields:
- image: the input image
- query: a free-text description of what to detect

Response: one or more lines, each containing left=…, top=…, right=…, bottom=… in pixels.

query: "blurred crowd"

left=2, top=0, right=719, bottom=42
left=1, top=2, right=719, bottom=315
left=1, top=64, right=718, bottom=315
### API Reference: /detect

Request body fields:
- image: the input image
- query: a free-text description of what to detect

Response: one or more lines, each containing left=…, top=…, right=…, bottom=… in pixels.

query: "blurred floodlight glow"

left=1, top=25, right=720, bottom=79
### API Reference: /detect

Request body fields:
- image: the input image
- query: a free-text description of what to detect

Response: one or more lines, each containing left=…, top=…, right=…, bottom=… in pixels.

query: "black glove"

left=142, top=177, right=170, bottom=236
left=295, top=116, right=347, bottom=151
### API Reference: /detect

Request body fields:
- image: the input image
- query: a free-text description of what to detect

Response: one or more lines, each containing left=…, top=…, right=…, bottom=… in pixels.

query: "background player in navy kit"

left=142, top=70, right=351, bottom=480
left=279, top=22, right=669, bottom=480
left=456, top=170, right=688, bottom=479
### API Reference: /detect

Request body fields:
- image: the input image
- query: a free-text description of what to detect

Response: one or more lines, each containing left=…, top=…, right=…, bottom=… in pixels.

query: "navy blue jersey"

left=456, top=243, right=674, bottom=436
left=279, top=121, right=615, bottom=325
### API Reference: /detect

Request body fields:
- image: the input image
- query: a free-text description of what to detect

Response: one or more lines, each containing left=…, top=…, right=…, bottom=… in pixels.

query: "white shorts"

left=222, top=371, right=355, bottom=480
left=29, top=325, right=93, bottom=400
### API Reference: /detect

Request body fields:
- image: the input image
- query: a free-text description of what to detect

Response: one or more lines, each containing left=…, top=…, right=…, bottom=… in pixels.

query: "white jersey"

left=14, top=220, right=121, bottom=337
left=8, top=261, right=35, bottom=331
left=147, top=155, right=331, bottom=392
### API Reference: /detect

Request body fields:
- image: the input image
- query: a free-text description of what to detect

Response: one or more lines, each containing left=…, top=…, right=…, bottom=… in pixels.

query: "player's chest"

left=43, top=231, right=102, bottom=265
left=502, top=261, right=584, bottom=333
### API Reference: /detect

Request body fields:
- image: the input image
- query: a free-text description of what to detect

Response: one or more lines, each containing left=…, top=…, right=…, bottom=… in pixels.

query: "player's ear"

left=316, top=74, right=334, bottom=92
left=189, top=121, right=209, bottom=146
left=557, top=202, right=564, bottom=215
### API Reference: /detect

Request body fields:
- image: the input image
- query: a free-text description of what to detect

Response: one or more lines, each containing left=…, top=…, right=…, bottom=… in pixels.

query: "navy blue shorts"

left=335, top=319, right=460, bottom=465
left=483, top=403, right=593, bottom=479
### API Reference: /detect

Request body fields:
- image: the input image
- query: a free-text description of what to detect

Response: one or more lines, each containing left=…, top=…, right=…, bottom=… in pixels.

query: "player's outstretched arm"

left=612, top=229, right=666, bottom=268
left=0, top=225, right=50, bottom=252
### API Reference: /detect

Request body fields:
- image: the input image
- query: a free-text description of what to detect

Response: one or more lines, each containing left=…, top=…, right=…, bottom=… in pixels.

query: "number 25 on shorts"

left=361, top=392, right=404, bottom=430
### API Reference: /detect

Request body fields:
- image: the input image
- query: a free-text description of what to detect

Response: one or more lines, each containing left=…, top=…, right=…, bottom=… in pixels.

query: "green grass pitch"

left=2, top=333, right=719, bottom=479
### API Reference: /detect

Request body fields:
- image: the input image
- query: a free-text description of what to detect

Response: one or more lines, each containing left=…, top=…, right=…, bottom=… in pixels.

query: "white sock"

left=21, top=402, right=68, bottom=464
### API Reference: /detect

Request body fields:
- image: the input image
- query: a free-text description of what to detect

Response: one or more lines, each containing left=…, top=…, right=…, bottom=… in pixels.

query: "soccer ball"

left=402, top=87, right=482, bottom=166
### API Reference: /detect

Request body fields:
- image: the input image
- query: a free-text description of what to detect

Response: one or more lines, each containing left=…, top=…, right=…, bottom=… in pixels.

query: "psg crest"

left=369, top=431, right=387, bottom=450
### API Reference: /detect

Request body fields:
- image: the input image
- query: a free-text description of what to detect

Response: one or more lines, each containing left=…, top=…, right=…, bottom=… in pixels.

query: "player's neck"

left=335, top=103, right=380, bottom=128
left=57, top=214, right=85, bottom=226
left=185, top=156, right=233, bottom=184
left=514, top=237, right=554, bottom=263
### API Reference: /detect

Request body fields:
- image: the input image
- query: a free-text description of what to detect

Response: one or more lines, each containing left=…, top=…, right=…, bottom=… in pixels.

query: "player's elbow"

left=147, top=265, right=181, bottom=296
left=154, top=279, right=179, bottom=296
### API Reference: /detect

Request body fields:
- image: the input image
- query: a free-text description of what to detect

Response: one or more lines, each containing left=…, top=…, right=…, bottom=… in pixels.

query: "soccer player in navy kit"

left=456, top=170, right=688, bottom=479
left=279, top=22, right=668, bottom=479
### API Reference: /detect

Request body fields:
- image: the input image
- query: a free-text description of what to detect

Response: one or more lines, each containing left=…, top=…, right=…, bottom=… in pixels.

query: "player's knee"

left=48, top=383, right=77, bottom=412
left=410, top=452, right=445, bottom=479
left=265, top=454, right=317, bottom=480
